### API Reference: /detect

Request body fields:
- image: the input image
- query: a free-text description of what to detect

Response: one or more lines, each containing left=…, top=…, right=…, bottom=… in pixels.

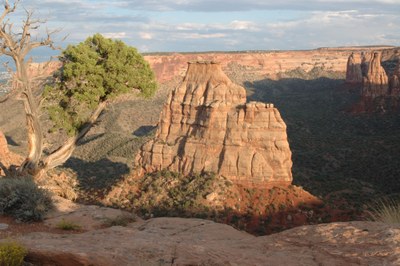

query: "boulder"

left=0, top=130, right=23, bottom=176
left=44, top=196, right=137, bottom=231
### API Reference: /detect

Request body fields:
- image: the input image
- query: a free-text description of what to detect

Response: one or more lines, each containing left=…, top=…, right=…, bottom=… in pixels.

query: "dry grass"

left=0, top=241, right=27, bottom=266
left=56, top=219, right=81, bottom=231
left=367, top=198, right=400, bottom=224
left=102, top=214, right=136, bottom=227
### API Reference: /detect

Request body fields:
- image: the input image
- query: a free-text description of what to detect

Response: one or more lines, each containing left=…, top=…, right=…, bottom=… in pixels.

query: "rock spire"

left=136, top=62, right=293, bottom=183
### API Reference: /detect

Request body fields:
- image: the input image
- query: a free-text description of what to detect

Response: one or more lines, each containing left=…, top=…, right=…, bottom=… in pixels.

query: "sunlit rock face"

left=346, top=50, right=400, bottom=112
left=136, top=62, right=293, bottom=183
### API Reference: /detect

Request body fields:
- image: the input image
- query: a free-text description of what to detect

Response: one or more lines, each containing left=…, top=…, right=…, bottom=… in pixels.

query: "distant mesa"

left=135, top=61, right=293, bottom=183
left=144, top=47, right=398, bottom=84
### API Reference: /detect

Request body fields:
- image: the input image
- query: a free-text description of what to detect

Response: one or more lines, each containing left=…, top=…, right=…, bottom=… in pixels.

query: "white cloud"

left=139, top=32, right=153, bottom=40
left=229, top=20, right=259, bottom=31
left=5, top=0, right=400, bottom=52
left=183, top=33, right=226, bottom=39
left=99, top=0, right=400, bottom=12
left=102, top=32, right=127, bottom=39
left=176, top=23, right=207, bottom=31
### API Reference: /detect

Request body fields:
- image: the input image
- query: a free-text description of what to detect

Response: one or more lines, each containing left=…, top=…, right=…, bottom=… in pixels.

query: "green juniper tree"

left=42, top=34, right=157, bottom=176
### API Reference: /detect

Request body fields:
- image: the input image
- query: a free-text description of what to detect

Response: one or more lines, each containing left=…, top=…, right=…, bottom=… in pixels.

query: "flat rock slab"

left=0, top=223, right=8, bottom=230
left=44, top=196, right=138, bottom=230
left=8, top=218, right=400, bottom=266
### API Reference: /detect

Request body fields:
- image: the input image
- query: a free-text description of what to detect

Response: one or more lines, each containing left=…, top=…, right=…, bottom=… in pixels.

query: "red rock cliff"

left=135, top=62, right=292, bottom=183
left=345, top=52, right=363, bottom=83
left=346, top=49, right=400, bottom=112
left=144, top=47, right=395, bottom=83
left=362, top=52, right=389, bottom=97
left=389, top=61, right=400, bottom=96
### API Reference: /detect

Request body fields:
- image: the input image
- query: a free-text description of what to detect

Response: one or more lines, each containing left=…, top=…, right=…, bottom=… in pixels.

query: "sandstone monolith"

left=136, top=62, right=292, bottom=183
left=362, top=52, right=389, bottom=97
left=346, top=51, right=400, bottom=112
left=345, top=52, right=363, bottom=83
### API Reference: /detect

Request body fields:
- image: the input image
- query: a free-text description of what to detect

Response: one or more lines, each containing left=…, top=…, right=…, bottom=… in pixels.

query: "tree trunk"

left=16, top=59, right=44, bottom=176
left=35, top=101, right=106, bottom=179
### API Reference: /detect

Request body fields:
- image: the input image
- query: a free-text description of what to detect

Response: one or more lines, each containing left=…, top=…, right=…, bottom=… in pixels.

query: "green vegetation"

left=0, top=241, right=27, bottom=266
left=0, top=3, right=158, bottom=179
left=56, top=219, right=81, bottom=230
left=0, top=177, right=53, bottom=221
left=247, top=77, right=400, bottom=209
left=45, top=33, right=157, bottom=135
left=102, top=214, right=136, bottom=227
left=110, top=170, right=232, bottom=218
left=277, top=66, right=344, bottom=80
left=367, top=198, right=400, bottom=224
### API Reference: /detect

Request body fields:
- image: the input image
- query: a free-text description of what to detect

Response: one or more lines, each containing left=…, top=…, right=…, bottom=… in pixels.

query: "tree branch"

left=0, top=0, right=18, bottom=23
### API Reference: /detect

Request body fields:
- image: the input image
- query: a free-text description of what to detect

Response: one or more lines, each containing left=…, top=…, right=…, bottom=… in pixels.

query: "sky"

left=6, top=0, right=400, bottom=57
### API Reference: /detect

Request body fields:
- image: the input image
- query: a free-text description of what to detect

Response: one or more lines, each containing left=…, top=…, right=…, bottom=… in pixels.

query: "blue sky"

left=9, top=0, right=400, bottom=55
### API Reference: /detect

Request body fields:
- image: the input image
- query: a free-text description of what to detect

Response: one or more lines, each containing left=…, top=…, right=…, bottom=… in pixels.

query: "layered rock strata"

left=346, top=50, right=400, bottom=112
left=145, top=47, right=397, bottom=83
left=136, top=62, right=292, bottom=183
left=346, top=51, right=400, bottom=96
left=345, top=52, right=363, bottom=83
left=362, top=52, right=390, bottom=97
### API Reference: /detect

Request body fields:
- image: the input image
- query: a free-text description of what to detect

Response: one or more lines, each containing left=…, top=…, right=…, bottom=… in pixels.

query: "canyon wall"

left=135, top=62, right=292, bottom=183
left=26, top=61, right=62, bottom=79
left=345, top=52, right=363, bottom=83
left=345, top=49, right=400, bottom=112
left=144, top=47, right=395, bottom=83
left=10, top=61, right=61, bottom=90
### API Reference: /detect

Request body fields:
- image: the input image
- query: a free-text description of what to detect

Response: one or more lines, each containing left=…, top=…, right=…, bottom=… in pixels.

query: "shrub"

left=56, top=219, right=81, bottom=230
left=133, top=171, right=227, bottom=217
left=102, top=214, right=136, bottom=227
left=0, top=241, right=27, bottom=266
left=0, top=177, right=53, bottom=222
left=367, top=198, right=400, bottom=224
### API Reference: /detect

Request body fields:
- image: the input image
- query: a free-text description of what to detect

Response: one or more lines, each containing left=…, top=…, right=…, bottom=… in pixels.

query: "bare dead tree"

left=0, top=1, right=105, bottom=179
left=0, top=0, right=46, bottom=175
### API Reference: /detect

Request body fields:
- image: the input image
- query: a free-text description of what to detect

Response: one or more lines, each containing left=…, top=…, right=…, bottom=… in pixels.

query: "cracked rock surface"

left=12, top=217, right=400, bottom=266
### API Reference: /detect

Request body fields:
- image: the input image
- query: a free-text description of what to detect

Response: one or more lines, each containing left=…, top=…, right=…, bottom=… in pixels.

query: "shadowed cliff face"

left=136, top=62, right=293, bottom=183
left=362, top=52, right=390, bottom=97
left=346, top=49, right=400, bottom=112
left=345, top=52, right=363, bottom=83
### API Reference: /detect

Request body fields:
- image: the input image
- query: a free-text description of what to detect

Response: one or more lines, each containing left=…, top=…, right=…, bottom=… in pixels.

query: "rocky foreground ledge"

left=6, top=216, right=400, bottom=265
